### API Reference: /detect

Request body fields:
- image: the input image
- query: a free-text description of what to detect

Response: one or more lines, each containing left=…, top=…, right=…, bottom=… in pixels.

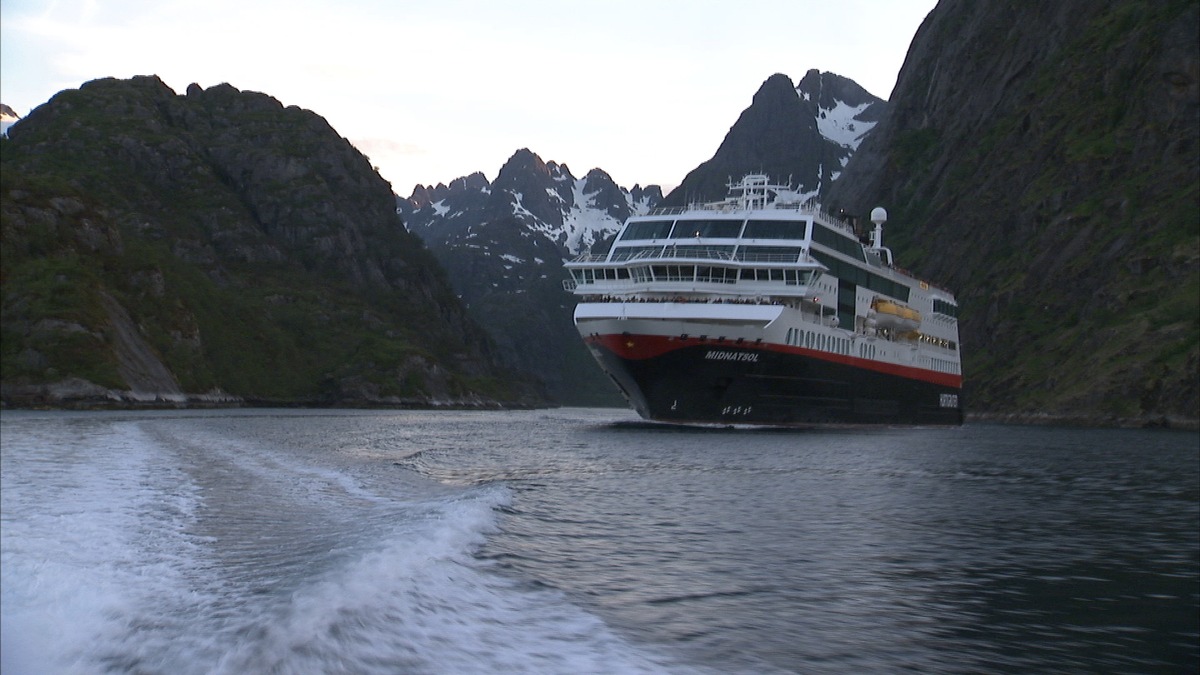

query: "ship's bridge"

left=564, top=241, right=826, bottom=302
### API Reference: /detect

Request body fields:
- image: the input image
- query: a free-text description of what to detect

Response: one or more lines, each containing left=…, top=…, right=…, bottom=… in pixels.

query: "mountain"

left=1, top=76, right=542, bottom=408
left=826, top=0, right=1199, bottom=426
left=399, top=70, right=882, bottom=405
left=399, top=150, right=661, bottom=404
left=662, top=70, right=887, bottom=206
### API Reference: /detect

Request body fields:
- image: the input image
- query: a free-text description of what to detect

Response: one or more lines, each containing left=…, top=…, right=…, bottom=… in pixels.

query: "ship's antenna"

left=869, top=207, right=894, bottom=266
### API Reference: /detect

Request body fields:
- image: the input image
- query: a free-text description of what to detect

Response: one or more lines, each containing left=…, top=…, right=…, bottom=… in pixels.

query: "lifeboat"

left=869, top=298, right=921, bottom=332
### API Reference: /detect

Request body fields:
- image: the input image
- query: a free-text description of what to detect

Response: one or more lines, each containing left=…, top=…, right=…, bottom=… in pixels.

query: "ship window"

left=700, top=267, right=724, bottom=283
left=611, top=245, right=665, bottom=261
left=738, top=246, right=804, bottom=263
left=651, top=265, right=694, bottom=281
left=812, top=225, right=867, bottom=261
left=933, top=299, right=959, bottom=317
left=668, top=244, right=735, bottom=259
left=810, top=251, right=910, bottom=303
left=669, top=219, right=744, bottom=238
left=744, top=220, right=807, bottom=239
left=620, top=221, right=674, bottom=241
left=697, top=266, right=733, bottom=283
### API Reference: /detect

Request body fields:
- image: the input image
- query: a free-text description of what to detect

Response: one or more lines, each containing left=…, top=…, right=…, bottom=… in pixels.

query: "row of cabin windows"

left=572, top=266, right=814, bottom=285
left=917, top=332, right=958, bottom=351
left=783, top=328, right=958, bottom=369
left=619, top=219, right=810, bottom=241
left=926, top=357, right=959, bottom=374
left=785, top=327, right=853, bottom=356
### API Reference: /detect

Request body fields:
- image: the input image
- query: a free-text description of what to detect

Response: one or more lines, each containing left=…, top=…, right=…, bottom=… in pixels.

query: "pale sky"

left=0, top=0, right=937, bottom=195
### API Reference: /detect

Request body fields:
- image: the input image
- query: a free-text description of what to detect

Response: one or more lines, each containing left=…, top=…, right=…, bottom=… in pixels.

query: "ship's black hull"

left=586, top=339, right=964, bottom=427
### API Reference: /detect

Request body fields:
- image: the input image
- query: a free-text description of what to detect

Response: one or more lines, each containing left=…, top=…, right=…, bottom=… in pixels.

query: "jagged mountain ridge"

left=1, top=76, right=541, bottom=408
left=399, top=150, right=662, bottom=404
left=405, top=152, right=661, bottom=257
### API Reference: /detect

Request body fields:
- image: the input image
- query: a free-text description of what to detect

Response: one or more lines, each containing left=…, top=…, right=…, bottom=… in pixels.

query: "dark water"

left=2, top=408, right=1196, bottom=673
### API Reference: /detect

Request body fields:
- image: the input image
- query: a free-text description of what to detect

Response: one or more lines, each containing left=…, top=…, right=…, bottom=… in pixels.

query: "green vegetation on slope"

left=1, top=77, right=540, bottom=407
left=850, top=0, right=1199, bottom=424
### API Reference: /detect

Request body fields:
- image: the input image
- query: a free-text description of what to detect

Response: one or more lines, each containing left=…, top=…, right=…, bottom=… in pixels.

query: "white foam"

left=211, top=484, right=679, bottom=673
left=1, top=413, right=689, bottom=674
left=1, top=417, right=206, bottom=674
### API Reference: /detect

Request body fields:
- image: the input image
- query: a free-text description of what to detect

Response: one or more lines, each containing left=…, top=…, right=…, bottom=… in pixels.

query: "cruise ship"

left=563, top=175, right=963, bottom=426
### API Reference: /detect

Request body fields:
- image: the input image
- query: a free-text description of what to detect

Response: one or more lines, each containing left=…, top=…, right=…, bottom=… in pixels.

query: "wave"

left=1, top=412, right=693, bottom=675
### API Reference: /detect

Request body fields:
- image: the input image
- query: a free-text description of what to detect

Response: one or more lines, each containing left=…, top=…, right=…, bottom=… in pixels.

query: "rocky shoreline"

left=4, top=378, right=1194, bottom=430
left=0, top=378, right=538, bottom=412
left=966, top=411, right=1199, bottom=432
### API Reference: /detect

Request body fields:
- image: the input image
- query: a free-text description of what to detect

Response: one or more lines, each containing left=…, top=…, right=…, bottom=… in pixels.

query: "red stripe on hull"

left=585, top=332, right=962, bottom=389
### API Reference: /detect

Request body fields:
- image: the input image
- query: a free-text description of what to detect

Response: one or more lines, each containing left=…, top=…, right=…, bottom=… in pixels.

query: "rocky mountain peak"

left=407, top=171, right=489, bottom=209
left=663, top=70, right=886, bottom=206
left=796, top=68, right=882, bottom=110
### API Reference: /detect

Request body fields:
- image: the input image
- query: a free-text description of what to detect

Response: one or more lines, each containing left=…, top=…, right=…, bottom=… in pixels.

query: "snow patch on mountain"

left=510, top=191, right=534, bottom=219
left=817, top=100, right=877, bottom=150
left=561, top=180, right=625, bottom=256
left=0, top=103, right=19, bottom=137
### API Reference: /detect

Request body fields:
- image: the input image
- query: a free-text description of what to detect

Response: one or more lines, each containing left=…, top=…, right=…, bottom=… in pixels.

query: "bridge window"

left=812, top=225, right=866, bottom=261
left=744, top=220, right=807, bottom=239
left=620, top=221, right=674, bottom=241
left=611, top=245, right=665, bottom=261
left=738, top=246, right=804, bottom=263
left=669, top=219, right=744, bottom=238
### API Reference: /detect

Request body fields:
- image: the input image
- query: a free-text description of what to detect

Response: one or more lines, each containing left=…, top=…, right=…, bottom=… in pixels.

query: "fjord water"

left=2, top=409, right=1196, bottom=674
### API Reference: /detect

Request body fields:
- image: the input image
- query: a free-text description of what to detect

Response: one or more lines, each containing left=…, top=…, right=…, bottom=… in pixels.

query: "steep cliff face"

left=1, top=76, right=540, bottom=407
left=827, top=0, right=1199, bottom=425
